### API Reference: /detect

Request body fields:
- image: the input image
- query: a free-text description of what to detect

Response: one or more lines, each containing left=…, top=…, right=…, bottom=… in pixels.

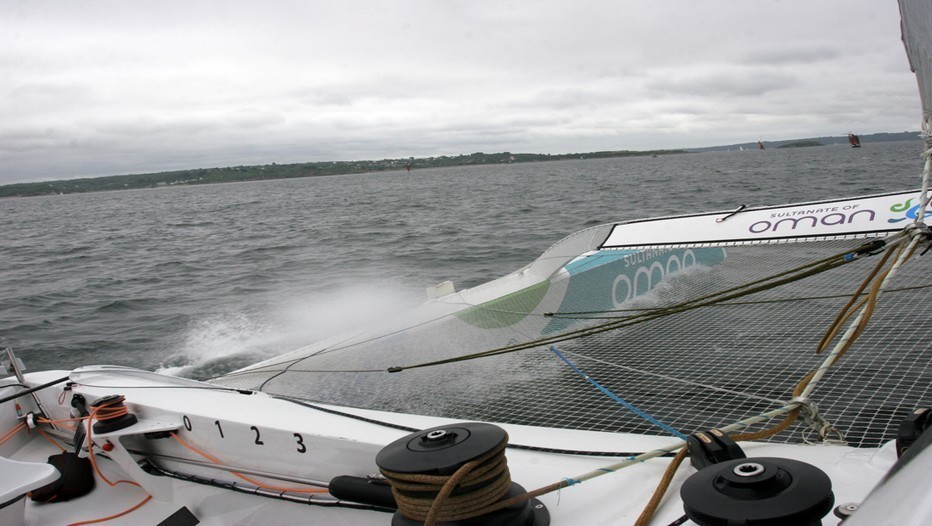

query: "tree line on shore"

left=0, top=149, right=686, bottom=198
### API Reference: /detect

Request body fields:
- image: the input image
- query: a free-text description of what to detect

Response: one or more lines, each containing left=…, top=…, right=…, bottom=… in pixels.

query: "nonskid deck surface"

left=0, top=368, right=906, bottom=525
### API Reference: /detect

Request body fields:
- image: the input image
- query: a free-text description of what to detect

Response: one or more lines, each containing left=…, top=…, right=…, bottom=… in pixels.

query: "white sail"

left=900, top=0, right=932, bottom=125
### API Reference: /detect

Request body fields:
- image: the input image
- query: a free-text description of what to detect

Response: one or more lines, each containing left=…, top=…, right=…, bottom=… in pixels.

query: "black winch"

left=680, top=457, right=834, bottom=526
left=375, top=422, right=548, bottom=526
left=896, top=407, right=930, bottom=457
left=89, top=394, right=137, bottom=434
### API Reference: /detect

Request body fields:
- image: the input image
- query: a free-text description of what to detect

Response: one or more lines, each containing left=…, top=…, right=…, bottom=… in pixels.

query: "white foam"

left=156, top=282, right=420, bottom=378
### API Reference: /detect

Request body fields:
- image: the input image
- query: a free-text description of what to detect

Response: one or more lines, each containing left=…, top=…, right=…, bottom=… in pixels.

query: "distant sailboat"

left=848, top=133, right=861, bottom=148
left=757, top=140, right=765, bottom=150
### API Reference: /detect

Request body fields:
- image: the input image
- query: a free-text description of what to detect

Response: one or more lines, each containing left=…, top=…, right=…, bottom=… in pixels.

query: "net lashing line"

left=386, top=237, right=893, bottom=373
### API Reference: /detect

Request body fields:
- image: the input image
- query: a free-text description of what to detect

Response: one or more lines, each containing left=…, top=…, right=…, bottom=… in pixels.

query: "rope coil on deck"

left=379, top=433, right=511, bottom=524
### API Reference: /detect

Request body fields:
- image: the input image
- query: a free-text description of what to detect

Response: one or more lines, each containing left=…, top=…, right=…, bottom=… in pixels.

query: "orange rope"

left=36, top=427, right=66, bottom=453
left=85, top=406, right=142, bottom=488
left=2, top=394, right=152, bottom=526
left=0, top=421, right=27, bottom=445
left=94, top=401, right=129, bottom=422
left=634, top=448, right=689, bottom=526
left=66, top=495, right=153, bottom=526
left=37, top=414, right=85, bottom=425
left=170, top=432, right=329, bottom=494
left=65, top=400, right=154, bottom=526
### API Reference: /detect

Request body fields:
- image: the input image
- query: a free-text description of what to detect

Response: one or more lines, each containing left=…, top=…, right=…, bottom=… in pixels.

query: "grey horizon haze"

left=0, top=0, right=922, bottom=184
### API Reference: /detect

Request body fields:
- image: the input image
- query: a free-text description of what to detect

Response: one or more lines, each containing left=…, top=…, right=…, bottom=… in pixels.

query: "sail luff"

left=899, top=0, right=932, bottom=223
left=899, top=0, right=932, bottom=126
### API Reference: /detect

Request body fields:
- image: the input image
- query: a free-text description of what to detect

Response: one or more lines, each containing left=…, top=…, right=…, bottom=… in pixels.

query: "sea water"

left=0, top=141, right=924, bottom=378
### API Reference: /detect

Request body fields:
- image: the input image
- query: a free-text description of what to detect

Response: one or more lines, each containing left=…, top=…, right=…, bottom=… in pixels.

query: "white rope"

left=799, top=233, right=919, bottom=400
left=557, top=226, right=927, bottom=489
left=557, top=402, right=801, bottom=487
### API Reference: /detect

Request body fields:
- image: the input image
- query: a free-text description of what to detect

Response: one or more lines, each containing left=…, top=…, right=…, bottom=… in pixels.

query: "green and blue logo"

left=888, top=196, right=932, bottom=223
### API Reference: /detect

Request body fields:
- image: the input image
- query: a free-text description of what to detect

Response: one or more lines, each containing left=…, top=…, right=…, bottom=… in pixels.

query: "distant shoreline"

left=0, top=149, right=687, bottom=198
left=0, top=131, right=920, bottom=198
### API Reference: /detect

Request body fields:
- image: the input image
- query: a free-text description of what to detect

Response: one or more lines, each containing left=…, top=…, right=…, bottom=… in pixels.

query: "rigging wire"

left=276, top=395, right=668, bottom=457
left=169, top=432, right=329, bottom=494
left=419, top=226, right=927, bottom=524
left=386, top=240, right=886, bottom=373
left=0, top=375, right=70, bottom=406
left=634, top=232, right=927, bottom=524
left=212, top=279, right=932, bottom=379
left=546, top=282, right=932, bottom=319
left=142, top=461, right=394, bottom=512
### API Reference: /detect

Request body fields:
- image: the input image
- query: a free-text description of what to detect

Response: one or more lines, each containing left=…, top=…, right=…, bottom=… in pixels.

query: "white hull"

left=1, top=367, right=922, bottom=525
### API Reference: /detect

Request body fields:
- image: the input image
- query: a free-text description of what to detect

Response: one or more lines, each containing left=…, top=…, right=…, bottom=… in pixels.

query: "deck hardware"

left=732, top=462, right=765, bottom=477
left=681, top=457, right=834, bottom=526
left=686, top=429, right=747, bottom=470
left=833, top=502, right=860, bottom=520
left=425, top=429, right=449, bottom=441
left=715, top=204, right=746, bottom=223
left=896, top=407, right=931, bottom=457
left=89, top=395, right=138, bottom=434
left=377, top=423, right=550, bottom=525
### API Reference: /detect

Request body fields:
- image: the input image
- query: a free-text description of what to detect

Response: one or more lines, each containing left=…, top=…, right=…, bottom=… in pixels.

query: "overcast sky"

left=0, top=1, right=923, bottom=184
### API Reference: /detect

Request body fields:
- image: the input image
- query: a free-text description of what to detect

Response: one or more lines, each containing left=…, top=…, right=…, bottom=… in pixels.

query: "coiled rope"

left=379, top=432, right=511, bottom=525
left=91, top=395, right=130, bottom=424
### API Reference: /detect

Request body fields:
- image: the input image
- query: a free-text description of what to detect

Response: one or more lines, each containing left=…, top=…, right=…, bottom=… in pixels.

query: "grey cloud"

left=647, top=70, right=799, bottom=98
left=0, top=0, right=922, bottom=184
left=742, top=47, right=843, bottom=66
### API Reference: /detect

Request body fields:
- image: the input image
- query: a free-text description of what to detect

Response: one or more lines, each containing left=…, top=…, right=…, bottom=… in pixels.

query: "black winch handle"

left=70, top=393, right=90, bottom=454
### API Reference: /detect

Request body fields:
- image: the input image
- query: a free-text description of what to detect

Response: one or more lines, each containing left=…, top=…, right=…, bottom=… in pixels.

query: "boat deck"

left=1, top=368, right=903, bottom=525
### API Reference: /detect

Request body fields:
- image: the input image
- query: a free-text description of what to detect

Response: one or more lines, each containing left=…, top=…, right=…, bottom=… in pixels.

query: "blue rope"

left=549, top=346, right=688, bottom=440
